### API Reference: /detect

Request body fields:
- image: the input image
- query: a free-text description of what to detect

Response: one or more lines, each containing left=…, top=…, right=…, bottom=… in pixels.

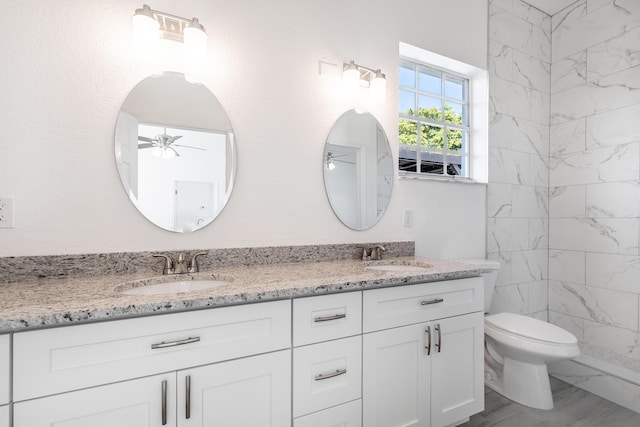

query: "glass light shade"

left=342, top=61, right=360, bottom=95
left=132, top=6, right=159, bottom=50
left=184, top=19, right=207, bottom=62
left=370, top=71, right=387, bottom=104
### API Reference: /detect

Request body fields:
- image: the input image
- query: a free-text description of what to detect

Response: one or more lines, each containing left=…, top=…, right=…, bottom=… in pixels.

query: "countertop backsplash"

left=0, top=241, right=415, bottom=283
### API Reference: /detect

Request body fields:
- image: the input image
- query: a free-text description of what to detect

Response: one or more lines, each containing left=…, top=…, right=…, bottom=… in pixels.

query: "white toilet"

left=462, top=259, right=580, bottom=410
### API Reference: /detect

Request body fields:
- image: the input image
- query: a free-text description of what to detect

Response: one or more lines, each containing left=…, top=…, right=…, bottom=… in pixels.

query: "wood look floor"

left=461, top=377, right=640, bottom=427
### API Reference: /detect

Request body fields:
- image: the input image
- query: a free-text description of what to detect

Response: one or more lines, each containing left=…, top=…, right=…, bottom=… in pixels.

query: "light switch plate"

left=403, top=209, right=414, bottom=227
left=0, top=197, right=14, bottom=228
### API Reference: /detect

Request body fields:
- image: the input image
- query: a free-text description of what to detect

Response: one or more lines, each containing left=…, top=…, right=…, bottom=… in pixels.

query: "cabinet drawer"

left=294, top=399, right=362, bottom=427
left=293, top=291, right=362, bottom=346
left=0, top=334, right=9, bottom=405
left=293, top=335, right=362, bottom=417
left=363, top=277, right=483, bottom=332
left=13, top=299, right=291, bottom=401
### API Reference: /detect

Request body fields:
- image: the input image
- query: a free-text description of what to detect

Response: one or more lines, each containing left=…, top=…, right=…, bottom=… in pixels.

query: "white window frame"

left=398, top=42, right=489, bottom=184
left=399, top=59, right=470, bottom=177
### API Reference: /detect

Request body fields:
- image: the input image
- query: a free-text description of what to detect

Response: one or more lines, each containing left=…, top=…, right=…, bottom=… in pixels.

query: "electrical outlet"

left=403, top=209, right=414, bottom=227
left=0, top=197, right=14, bottom=228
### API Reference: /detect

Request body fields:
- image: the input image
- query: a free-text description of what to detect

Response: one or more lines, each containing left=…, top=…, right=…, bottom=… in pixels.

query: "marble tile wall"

left=549, top=0, right=640, bottom=369
left=488, top=0, right=551, bottom=319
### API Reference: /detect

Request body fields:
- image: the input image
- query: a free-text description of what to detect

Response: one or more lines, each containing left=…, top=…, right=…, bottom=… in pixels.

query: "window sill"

left=398, top=173, right=487, bottom=186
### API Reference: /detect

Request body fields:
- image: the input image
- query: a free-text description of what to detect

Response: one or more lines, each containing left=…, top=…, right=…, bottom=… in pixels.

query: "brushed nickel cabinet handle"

left=425, top=325, right=431, bottom=356
left=151, top=336, right=200, bottom=349
left=186, top=375, right=191, bottom=419
left=420, top=298, right=444, bottom=306
left=161, top=379, right=167, bottom=425
left=315, top=369, right=347, bottom=381
left=313, top=313, right=347, bottom=322
left=435, top=323, right=442, bottom=353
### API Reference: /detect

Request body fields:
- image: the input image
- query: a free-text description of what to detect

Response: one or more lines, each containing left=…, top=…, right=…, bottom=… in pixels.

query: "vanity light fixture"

left=342, top=60, right=387, bottom=104
left=132, top=4, right=207, bottom=61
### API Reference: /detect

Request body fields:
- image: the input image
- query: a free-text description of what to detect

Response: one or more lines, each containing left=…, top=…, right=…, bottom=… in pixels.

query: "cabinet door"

left=177, top=350, right=291, bottom=427
left=0, top=334, right=8, bottom=405
left=0, top=405, right=8, bottom=427
left=363, top=323, right=429, bottom=427
left=430, top=312, right=484, bottom=427
left=14, top=373, right=176, bottom=427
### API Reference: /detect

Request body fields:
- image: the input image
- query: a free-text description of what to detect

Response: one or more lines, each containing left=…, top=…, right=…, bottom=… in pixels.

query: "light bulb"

left=370, top=70, right=386, bottom=104
left=132, top=5, right=159, bottom=51
left=342, top=61, right=360, bottom=95
left=184, top=18, right=207, bottom=67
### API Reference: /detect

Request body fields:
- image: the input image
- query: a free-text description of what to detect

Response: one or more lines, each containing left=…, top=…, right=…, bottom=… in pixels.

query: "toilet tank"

left=459, top=258, right=501, bottom=313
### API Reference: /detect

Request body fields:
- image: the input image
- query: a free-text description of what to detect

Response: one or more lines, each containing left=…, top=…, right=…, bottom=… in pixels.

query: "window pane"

left=446, top=155, right=464, bottom=176
left=399, top=147, right=418, bottom=172
left=447, top=128, right=464, bottom=152
left=418, top=69, right=441, bottom=95
left=420, top=152, right=444, bottom=175
left=444, top=76, right=465, bottom=100
left=399, top=65, right=415, bottom=88
left=399, top=90, right=416, bottom=115
left=399, top=120, right=417, bottom=146
left=421, top=124, right=444, bottom=150
left=418, top=95, right=442, bottom=121
left=444, top=102, right=465, bottom=125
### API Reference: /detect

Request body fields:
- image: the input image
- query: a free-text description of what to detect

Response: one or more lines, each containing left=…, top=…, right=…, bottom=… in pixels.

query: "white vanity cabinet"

left=12, top=300, right=291, bottom=427
left=292, top=292, right=363, bottom=427
left=362, top=277, right=485, bottom=427
left=0, top=405, right=8, bottom=427
left=0, top=334, right=8, bottom=427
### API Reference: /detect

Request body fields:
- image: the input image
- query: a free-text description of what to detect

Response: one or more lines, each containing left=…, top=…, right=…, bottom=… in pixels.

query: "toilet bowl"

left=461, top=259, right=580, bottom=410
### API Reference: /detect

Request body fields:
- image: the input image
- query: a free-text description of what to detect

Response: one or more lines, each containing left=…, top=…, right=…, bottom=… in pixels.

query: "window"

left=398, top=59, right=470, bottom=178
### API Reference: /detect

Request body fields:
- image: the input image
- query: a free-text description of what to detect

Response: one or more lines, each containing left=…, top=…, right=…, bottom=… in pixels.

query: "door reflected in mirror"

left=323, top=110, right=393, bottom=230
left=115, top=72, right=236, bottom=233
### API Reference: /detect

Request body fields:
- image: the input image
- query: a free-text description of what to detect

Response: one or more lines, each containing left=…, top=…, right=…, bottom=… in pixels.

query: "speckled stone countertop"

left=0, top=257, right=488, bottom=333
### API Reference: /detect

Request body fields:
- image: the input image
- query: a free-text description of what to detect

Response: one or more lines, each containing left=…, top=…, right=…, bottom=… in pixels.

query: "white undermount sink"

left=365, top=264, right=432, bottom=273
left=120, top=279, right=229, bottom=295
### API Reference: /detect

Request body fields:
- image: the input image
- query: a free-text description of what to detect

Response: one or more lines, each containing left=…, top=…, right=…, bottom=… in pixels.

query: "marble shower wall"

left=549, top=0, right=640, bottom=365
left=487, top=0, right=551, bottom=318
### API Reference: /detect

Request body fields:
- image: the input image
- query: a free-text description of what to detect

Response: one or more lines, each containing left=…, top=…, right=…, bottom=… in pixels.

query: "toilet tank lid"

left=485, top=313, right=578, bottom=345
left=459, top=258, right=501, bottom=269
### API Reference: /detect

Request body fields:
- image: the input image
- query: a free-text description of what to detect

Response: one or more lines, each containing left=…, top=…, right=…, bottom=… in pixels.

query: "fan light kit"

left=132, top=4, right=207, bottom=63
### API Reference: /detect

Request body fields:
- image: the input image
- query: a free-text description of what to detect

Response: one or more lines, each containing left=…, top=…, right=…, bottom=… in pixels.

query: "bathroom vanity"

left=0, top=257, right=487, bottom=427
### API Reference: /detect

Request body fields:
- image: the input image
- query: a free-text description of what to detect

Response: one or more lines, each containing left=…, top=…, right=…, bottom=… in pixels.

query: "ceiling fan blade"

left=168, top=147, right=180, bottom=157
left=173, top=144, right=206, bottom=151
left=138, top=136, right=155, bottom=142
left=138, top=143, right=155, bottom=149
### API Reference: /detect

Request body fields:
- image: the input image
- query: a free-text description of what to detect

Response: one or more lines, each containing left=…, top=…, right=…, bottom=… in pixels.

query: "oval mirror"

left=323, top=110, right=393, bottom=230
left=115, top=72, right=235, bottom=233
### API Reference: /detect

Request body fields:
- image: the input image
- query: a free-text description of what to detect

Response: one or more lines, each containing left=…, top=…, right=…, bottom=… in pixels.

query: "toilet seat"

left=485, top=313, right=577, bottom=345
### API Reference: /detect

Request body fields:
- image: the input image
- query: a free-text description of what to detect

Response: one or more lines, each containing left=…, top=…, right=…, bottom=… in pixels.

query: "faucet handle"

left=188, top=251, right=209, bottom=273
left=153, top=254, right=174, bottom=275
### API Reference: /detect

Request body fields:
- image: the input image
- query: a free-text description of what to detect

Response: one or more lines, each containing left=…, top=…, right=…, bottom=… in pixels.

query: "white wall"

left=0, top=0, right=487, bottom=258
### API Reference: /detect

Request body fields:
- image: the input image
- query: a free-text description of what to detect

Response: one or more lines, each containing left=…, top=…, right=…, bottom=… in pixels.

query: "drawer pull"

left=186, top=375, right=191, bottom=419
left=315, top=368, right=347, bottom=381
left=313, top=313, right=346, bottom=322
left=161, top=379, right=167, bottom=425
left=435, top=323, right=442, bottom=353
left=151, top=336, right=200, bottom=349
left=420, top=298, right=444, bottom=306
left=425, top=325, right=432, bottom=356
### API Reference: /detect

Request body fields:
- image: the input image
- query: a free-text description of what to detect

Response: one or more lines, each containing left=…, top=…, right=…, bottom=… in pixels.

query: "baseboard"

left=549, top=357, right=640, bottom=414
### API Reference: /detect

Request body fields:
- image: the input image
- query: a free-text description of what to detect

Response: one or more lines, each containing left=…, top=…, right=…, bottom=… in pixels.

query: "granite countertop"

left=0, top=257, right=488, bottom=333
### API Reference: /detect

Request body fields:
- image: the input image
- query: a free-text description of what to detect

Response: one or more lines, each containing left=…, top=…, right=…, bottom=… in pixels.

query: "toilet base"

left=484, top=356, right=554, bottom=410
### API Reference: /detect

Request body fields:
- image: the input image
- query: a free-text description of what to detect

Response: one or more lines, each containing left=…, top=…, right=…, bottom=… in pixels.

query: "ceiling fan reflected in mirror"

left=325, top=151, right=355, bottom=170
left=138, top=128, right=206, bottom=159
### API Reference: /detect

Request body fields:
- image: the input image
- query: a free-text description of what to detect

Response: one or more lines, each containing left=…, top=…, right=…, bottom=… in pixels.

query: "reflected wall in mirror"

left=323, top=110, right=393, bottom=230
left=115, top=72, right=235, bottom=233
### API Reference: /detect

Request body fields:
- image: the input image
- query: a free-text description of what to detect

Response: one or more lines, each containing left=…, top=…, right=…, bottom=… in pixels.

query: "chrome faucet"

left=153, top=251, right=209, bottom=275
left=370, top=245, right=386, bottom=260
